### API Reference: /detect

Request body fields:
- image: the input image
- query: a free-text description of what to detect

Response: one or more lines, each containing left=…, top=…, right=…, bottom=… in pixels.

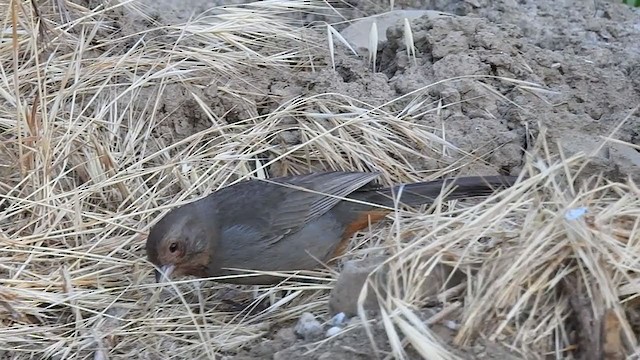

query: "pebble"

left=444, top=320, right=460, bottom=330
left=274, top=327, right=297, bottom=345
left=330, top=312, right=347, bottom=326
left=294, top=312, right=323, bottom=341
left=328, top=258, right=387, bottom=316
left=325, top=326, right=342, bottom=337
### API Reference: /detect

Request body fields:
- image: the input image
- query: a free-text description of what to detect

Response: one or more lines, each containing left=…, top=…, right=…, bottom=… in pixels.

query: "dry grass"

left=1, top=1, right=639, bottom=359
left=359, top=132, right=640, bottom=359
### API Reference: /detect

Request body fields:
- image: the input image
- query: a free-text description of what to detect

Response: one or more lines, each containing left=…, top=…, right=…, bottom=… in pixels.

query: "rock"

left=294, top=312, right=323, bottom=341
left=329, top=256, right=466, bottom=316
left=325, top=326, right=342, bottom=337
left=444, top=320, right=460, bottom=330
left=556, top=131, right=630, bottom=181
left=559, top=132, right=609, bottom=161
left=330, top=312, right=347, bottom=327
left=274, top=327, right=297, bottom=346
left=416, top=263, right=466, bottom=300
left=609, top=142, right=640, bottom=182
left=328, top=257, right=388, bottom=316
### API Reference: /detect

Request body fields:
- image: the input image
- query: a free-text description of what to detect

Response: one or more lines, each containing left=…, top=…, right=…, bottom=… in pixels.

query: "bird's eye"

left=169, top=242, right=178, bottom=253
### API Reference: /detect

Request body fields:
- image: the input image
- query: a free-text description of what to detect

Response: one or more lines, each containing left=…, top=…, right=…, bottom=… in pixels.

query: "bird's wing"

left=217, top=171, right=380, bottom=246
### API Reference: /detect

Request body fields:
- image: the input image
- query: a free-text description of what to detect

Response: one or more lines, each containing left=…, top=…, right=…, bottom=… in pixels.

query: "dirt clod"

left=294, top=312, right=324, bottom=341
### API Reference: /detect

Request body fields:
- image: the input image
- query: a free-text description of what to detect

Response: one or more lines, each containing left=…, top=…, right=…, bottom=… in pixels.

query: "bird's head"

left=146, top=206, right=212, bottom=283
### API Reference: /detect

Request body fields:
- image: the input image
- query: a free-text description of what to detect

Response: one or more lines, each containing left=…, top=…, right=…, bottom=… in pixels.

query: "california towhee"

left=146, top=171, right=517, bottom=285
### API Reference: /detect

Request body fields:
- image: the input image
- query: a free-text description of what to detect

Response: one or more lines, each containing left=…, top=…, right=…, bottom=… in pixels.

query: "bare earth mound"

left=0, top=0, right=639, bottom=359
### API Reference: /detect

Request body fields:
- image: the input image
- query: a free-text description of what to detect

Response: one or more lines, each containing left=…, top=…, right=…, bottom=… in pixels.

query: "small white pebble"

left=325, top=326, right=342, bottom=337
left=330, top=312, right=347, bottom=326
left=565, top=207, right=588, bottom=220
left=444, top=320, right=460, bottom=330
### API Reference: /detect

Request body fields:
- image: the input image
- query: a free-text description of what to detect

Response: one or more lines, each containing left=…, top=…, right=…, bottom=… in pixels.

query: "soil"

left=25, top=0, right=640, bottom=358
left=224, top=310, right=524, bottom=360
left=115, top=0, right=640, bottom=183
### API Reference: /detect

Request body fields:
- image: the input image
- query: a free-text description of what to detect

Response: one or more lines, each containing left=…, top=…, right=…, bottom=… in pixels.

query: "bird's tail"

left=351, top=175, right=518, bottom=209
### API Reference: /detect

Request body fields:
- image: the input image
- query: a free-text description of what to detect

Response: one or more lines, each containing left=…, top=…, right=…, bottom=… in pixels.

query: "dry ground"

left=0, top=0, right=639, bottom=359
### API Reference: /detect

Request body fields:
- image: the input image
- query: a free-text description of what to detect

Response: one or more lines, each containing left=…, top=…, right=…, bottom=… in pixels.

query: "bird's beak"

left=155, top=264, right=175, bottom=283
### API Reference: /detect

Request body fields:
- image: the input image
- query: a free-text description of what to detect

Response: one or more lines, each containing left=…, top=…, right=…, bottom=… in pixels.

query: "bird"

left=146, top=171, right=517, bottom=285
